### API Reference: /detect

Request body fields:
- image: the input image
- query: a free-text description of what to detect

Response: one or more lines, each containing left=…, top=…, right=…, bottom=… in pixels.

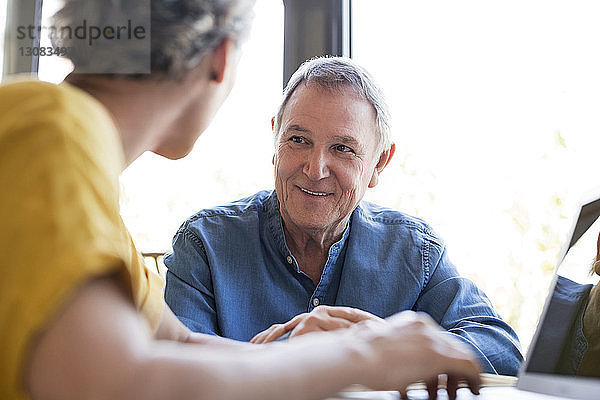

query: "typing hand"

left=352, top=311, right=481, bottom=400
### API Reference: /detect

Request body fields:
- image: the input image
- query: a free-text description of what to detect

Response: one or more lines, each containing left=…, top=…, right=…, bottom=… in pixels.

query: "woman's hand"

left=353, top=311, right=481, bottom=400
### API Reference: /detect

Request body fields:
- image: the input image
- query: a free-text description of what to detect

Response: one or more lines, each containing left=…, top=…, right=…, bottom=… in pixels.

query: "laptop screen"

left=525, top=197, right=600, bottom=377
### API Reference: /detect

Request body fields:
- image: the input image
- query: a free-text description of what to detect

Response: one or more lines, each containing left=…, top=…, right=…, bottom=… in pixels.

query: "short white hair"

left=273, top=56, right=392, bottom=153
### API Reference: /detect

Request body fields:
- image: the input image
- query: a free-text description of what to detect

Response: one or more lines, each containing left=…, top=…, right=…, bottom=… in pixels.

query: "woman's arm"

left=26, top=276, right=481, bottom=400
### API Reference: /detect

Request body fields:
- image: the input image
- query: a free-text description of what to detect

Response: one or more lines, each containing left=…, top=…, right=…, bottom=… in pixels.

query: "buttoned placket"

left=308, top=240, right=345, bottom=312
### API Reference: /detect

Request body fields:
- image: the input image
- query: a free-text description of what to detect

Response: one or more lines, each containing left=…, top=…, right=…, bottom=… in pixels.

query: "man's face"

left=274, top=83, right=385, bottom=236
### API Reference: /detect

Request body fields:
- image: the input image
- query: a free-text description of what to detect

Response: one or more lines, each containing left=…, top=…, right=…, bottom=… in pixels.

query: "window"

left=353, top=0, right=600, bottom=348
left=38, top=0, right=72, bottom=82
left=0, top=0, right=6, bottom=77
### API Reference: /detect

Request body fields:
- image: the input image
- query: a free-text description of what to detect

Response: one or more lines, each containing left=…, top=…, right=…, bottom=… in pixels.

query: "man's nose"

left=303, top=149, right=330, bottom=181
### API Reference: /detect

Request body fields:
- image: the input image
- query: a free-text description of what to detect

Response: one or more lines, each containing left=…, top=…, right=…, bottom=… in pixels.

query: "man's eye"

left=333, top=144, right=354, bottom=153
left=290, top=136, right=305, bottom=143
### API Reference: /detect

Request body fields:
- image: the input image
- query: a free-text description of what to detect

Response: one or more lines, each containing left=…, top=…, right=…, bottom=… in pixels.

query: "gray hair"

left=52, top=0, right=255, bottom=78
left=273, top=56, right=392, bottom=153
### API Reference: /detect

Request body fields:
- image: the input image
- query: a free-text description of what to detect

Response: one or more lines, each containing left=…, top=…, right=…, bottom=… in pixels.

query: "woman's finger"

left=446, top=374, right=459, bottom=400
left=426, top=377, right=438, bottom=400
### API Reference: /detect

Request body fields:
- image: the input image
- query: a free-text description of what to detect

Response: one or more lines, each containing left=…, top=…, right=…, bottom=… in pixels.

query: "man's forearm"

left=447, top=318, right=522, bottom=375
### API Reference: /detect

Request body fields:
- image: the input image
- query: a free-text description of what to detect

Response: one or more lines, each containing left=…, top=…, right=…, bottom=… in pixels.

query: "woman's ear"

left=209, top=37, right=235, bottom=83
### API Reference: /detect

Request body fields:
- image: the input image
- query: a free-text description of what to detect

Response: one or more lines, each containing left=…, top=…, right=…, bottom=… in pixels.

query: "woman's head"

left=52, top=0, right=254, bottom=79
left=53, top=0, right=255, bottom=162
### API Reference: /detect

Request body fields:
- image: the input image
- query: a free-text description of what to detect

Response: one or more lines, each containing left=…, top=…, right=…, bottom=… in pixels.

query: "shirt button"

left=286, top=256, right=293, bottom=264
left=312, top=297, right=320, bottom=307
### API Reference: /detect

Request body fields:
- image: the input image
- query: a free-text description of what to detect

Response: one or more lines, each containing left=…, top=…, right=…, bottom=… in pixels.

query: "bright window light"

left=353, top=0, right=600, bottom=349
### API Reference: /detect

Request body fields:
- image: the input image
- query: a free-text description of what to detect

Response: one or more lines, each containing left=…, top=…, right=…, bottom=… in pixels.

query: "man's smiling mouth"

left=299, top=187, right=330, bottom=196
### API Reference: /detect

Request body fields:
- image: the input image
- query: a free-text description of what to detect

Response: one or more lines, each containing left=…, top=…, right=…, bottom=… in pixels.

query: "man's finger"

left=325, top=306, right=382, bottom=323
left=284, top=313, right=307, bottom=330
left=317, top=316, right=354, bottom=331
left=251, top=324, right=282, bottom=344
left=250, top=332, right=268, bottom=344
left=290, top=316, right=353, bottom=337
left=250, top=330, right=269, bottom=344
left=263, top=324, right=290, bottom=343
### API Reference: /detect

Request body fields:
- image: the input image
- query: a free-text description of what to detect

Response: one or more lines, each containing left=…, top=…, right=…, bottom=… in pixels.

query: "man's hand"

left=250, top=305, right=383, bottom=344
left=351, top=311, right=481, bottom=400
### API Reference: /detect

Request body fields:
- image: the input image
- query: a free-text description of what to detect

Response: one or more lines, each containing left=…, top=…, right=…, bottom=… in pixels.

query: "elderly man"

left=165, top=56, right=523, bottom=376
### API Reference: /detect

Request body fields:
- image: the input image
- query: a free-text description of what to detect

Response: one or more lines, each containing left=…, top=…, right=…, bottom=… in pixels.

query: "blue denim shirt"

left=164, top=190, right=523, bottom=375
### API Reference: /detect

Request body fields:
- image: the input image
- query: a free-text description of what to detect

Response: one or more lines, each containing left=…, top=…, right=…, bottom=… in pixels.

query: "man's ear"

left=271, top=118, right=276, bottom=166
left=368, top=143, right=396, bottom=188
left=209, top=37, right=235, bottom=83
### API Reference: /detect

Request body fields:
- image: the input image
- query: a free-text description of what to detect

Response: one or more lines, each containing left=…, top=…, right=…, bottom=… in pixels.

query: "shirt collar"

left=265, top=190, right=352, bottom=265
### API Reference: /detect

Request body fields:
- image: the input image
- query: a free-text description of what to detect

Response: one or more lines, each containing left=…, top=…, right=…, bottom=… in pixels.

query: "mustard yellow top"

left=0, top=80, right=165, bottom=399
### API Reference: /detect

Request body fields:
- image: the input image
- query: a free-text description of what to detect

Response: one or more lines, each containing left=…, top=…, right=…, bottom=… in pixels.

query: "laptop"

left=330, top=192, right=600, bottom=400
left=506, top=192, right=600, bottom=400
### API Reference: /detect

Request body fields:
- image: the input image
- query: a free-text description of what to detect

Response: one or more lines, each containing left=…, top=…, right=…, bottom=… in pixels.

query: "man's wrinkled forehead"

left=281, top=81, right=375, bottom=125
left=278, top=82, right=380, bottom=153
